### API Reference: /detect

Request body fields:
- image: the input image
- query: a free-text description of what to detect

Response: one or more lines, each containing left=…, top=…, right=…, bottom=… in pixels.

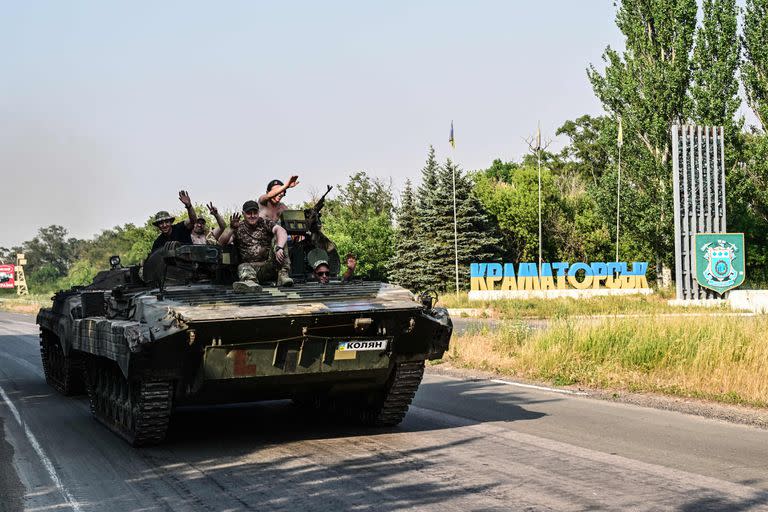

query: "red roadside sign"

left=0, top=264, right=15, bottom=289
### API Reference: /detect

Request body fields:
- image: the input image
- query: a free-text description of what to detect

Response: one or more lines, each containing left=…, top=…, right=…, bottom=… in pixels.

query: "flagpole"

left=616, top=116, right=623, bottom=263
left=450, top=122, right=459, bottom=295
left=615, top=146, right=622, bottom=262
left=537, top=122, right=542, bottom=277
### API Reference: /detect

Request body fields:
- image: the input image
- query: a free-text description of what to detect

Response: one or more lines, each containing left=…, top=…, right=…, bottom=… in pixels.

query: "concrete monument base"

left=468, top=288, right=653, bottom=301
left=727, top=290, right=768, bottom=313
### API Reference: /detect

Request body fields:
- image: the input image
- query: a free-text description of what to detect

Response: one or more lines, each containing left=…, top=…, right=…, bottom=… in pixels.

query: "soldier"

left=191, top=203, right=227, bottom=245
left=150, top=190, right=197, bottom=253
left=259, top=176, right=300, bottom=222
left=311, top=254, right=357, bottom=284
left=218, top=200, right=293, bottom=291
left=312, top=261, right=331, bottom=284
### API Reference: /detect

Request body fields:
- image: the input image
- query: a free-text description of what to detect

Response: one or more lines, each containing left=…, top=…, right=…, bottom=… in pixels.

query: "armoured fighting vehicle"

left=36, top=191, right=452, bottom=445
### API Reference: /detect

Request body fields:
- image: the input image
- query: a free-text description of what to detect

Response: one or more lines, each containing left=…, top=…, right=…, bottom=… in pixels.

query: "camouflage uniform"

left=234, top=218, right=291, bottom=284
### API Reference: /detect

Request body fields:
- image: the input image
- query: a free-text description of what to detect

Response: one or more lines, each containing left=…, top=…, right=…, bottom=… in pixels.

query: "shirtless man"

left=258, top=176, right=300, bottom=222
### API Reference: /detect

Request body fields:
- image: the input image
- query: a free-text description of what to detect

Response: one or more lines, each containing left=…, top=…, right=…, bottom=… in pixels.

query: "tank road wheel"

left=85, top=358, right=173, bottom=446
left=39, top=329, right=85, bottom=396
left=356, top=361, right=425, bottom=427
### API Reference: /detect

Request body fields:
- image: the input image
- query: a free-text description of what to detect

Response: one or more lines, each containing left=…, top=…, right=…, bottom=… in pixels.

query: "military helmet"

left=152, top=211, right=175, bottom=226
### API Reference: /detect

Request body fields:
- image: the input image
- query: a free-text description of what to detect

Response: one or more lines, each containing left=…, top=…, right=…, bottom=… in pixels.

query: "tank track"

left=85, top=357, right=173, bottom=446
left=39, top=329, right=85, bottom=396
left=358, top=361, right=425, bottom=427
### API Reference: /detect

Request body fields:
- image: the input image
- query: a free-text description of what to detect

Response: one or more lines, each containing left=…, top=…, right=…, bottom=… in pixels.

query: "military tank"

left=36, top=194, right=452, bottom=446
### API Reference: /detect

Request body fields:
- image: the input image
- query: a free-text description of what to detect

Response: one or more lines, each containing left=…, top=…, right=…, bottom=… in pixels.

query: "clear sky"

left=1, top=1, right=624, bottom=248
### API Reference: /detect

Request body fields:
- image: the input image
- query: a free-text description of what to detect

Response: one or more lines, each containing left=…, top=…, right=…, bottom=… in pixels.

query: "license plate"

left=337, top=339, right=388, bottom=352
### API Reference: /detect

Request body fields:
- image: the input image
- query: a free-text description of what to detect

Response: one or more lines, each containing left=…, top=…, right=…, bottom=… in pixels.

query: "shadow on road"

left=678, top=490, right=768, bottom=512
left=140, top=430, right=498, bottom=511
left=414, top=378, right=553, bottom=423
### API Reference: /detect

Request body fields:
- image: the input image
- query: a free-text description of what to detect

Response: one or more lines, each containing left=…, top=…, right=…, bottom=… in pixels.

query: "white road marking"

left=490, top=378, right=589, bottom=396
left=0, top=384, right=83, bottom=512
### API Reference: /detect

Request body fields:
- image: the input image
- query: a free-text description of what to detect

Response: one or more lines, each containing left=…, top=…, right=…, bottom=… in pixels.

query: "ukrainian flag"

left=617, top=116, right=623, bottom=148
left=449, top=121, right=455, bottom=149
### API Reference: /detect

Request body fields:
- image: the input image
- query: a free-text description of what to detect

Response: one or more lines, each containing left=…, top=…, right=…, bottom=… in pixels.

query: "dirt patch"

left=427, top=362, right=768, bottom=430
left=0, top=303, right=41, bottom=315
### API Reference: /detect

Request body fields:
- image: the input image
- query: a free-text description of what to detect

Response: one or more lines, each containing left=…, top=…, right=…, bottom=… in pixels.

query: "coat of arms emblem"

left=694, top=233, right=745, bottom=294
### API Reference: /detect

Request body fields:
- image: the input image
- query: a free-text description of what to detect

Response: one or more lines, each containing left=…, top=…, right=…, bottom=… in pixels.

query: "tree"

left=743, top=0, right=768, bottom=130
left=425, top=159, right=498, bottom=290
left=691, top=0, right=741, bottom=134
left=474, top=162, right=553, bottom=263
left=413, top=147, right=443, bottom=289
left=556, top=115, right=613, bottom=188
left=22, top=225, right=79, bottom=277
left=389, top=180, right=422, bottom=290
left=736, top=0, right=768, bottom=281
left=322, top=172, right=395, bottom=281
left=587, top=0, right=697, bottom=282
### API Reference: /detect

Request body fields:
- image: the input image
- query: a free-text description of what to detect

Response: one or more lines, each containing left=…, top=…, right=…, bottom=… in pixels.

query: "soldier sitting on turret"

left=218, top=200, right=293, bottom=292
left=259, top=176, right=299, bottom=222
left=150, top=190, right=197, bottom=253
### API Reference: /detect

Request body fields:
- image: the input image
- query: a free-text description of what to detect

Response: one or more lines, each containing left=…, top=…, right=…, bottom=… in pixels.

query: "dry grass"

left=447, top=315, right=768, bottom=407
left=0, top=294, right=51, bottom=315
left=437, top=290, right=728, bottom=319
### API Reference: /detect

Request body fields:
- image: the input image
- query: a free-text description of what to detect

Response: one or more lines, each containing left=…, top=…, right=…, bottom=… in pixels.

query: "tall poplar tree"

left=587, top=0, right=697, bottom=281
left=743, top=0, right=768, bottom=130
left=691, top=0, right=741, bottom=133
left=738, top=0, right=768, bottom=279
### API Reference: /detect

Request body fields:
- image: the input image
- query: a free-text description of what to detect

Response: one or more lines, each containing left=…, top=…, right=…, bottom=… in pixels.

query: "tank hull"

left=36, top=280, right=452, bottom=445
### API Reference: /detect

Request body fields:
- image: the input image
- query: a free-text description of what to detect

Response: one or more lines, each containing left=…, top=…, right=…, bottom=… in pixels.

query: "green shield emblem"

left=694, top=233, right=745, bottom=294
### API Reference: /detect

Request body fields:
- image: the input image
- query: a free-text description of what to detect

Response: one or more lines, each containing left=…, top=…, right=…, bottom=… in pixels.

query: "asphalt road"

left=2, top=311, right=768, bottom=511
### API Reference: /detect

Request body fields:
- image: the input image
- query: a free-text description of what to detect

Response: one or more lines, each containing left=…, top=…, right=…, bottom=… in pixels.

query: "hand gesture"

left=179, top=190, right=192, bottom=207
left=229, top=212, right=241, bottom=229
left=206, top=202, right=218, bottom=216
left=286, top=175, right=300, bottom=188
left=275, top=247, right=286, bottom=265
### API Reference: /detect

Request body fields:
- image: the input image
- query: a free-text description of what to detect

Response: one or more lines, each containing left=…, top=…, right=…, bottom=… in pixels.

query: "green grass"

left=437, top=290, right=729, bottom=319
left=448, top=315, right=768, bottom=408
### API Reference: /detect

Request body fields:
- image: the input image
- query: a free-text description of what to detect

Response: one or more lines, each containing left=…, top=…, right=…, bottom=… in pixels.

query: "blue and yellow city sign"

left=694, top=233, right=745, bottom=294
left=470, top=261, right=649, bottom=291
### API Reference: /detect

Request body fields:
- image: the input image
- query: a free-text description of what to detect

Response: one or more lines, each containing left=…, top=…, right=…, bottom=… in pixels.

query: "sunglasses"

left=316, top=271, right=330, bottom=277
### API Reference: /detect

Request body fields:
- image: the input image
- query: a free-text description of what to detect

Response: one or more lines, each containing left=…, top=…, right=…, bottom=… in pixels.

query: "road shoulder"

left=427, top=362, right=768, bottom=430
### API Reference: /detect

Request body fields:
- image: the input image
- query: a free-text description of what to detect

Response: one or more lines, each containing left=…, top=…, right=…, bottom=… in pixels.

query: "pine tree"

left=425, top=159, right=499, bottom=291
left=425, top=160, right=458, bottom=289
left=413, top=146, right=444, bottom=291
left=389, top=180, right=422, bottom=290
